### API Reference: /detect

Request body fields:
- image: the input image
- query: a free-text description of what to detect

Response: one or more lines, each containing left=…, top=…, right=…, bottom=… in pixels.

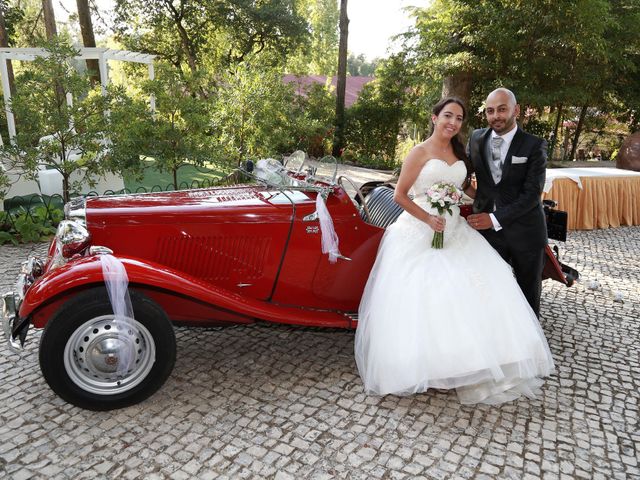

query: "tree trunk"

left=76, top=0, right=100, bottom=84
left=569, top=104, right=588, bottom=161
left=62, top=173, right=70, bottom=203
left=42, top=0, right=66, bottom=113
left=42, top=0, right=57, bottom=39
left=332, top=0, right=348, bottom=158
left=550, top=104, right=563, bottom=161
left=441, top=72, right=473, bottom=109
left=176, top=22, right=198, bottom=75
left=0, top=8, right=15, bottom=95
left=237, top=109, right=246, bottom=166
left=163, top=0, right=198, bottom=75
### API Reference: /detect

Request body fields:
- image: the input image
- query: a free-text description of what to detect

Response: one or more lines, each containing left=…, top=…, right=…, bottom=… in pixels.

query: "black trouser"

left=482, top=229, right=545, bottom=317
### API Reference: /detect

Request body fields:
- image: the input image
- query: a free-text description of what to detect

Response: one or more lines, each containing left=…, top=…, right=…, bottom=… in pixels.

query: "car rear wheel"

left=39, top=287, right=176, bottom=411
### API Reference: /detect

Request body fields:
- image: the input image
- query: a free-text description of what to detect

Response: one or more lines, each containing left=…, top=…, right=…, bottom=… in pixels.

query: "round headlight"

left=64, top=197, right=87, bottom=227
left=56, top=220, right=91, bottom=258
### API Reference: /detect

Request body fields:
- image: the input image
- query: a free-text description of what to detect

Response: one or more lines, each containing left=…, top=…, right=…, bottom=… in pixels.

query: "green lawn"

left=123, top=160, right=231, bottom=192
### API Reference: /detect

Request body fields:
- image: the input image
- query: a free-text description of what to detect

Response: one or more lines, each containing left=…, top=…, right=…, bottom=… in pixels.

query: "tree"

left=2, top=40, right=139, bottom=202
left=347, top=53, right=378, bottom=77
left=0, top=2, right=16, bottom=95
left=607, top=0, right=640, bottom=133
left=135, top=64, right=216, bottom=188
left=211, top=63, right=301, bottom=165
left=332, top=0, right=348, bottom=157
left=409, top=0, right=479, bottom=109
left=344, top=54, right=413, bottom=167
left=75, top=0, right=100, bottom=83
left=1, top=0, right=53, bottom=47
left=403, top=0, right=640, bottom=163
left=41, top=0, right=56, bottom=38
left=113, top=0, right=308, bottom=79
left=287, top=0, right=338, bottom=75
left=285, top=82, right=335, bottom=157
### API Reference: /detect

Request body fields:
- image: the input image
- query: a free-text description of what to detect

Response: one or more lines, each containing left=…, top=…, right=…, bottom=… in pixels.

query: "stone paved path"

left=1, top=227, right=639, bottom=479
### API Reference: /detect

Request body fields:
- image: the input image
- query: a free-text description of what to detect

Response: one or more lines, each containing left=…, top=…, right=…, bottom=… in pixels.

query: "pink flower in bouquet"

left=425, top=181, right=463, bottom=248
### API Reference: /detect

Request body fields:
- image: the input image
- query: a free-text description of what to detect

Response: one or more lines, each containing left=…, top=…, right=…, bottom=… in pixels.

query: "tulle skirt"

left=354, top=206, right=555, bottom=405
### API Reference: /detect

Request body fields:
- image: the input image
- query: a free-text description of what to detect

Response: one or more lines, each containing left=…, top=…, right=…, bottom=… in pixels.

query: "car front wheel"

left=39, top=287, right=176, bottom=411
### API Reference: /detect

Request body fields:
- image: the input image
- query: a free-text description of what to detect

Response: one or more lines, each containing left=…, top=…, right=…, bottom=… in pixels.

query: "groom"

left=467, top=88, right=548, bottom=317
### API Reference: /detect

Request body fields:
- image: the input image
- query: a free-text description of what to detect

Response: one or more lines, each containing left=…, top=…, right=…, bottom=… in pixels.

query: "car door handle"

left=303, top=212, right=318, bottom=221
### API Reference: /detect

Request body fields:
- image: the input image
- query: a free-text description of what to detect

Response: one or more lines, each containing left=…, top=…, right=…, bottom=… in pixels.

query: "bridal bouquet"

left=425, top=181, right=463, bottom=249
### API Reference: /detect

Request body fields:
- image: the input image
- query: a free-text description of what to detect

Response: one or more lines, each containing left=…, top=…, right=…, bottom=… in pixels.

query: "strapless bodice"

left=410, top=159, right=466, bottom=197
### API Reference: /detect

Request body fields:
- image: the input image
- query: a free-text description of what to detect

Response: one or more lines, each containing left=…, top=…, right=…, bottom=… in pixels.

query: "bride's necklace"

left=434, top=142, right=451, bottom=155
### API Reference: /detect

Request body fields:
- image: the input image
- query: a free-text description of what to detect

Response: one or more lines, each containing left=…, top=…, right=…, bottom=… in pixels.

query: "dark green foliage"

left=344, top=86, right=400, bottom=168
left=210, top=63, right=300, bottom=165
left=344, top=55, right=413, bottom=169
left=1, top=39, right=142, bottom=202
left=409, top=0, right=640, bottom=133
left=284, top=82, right=335, bottom=157
left=0, top=204, right=63, bottom=244
left=134, top=65, right=218, bottom=187
left=113, top=0, right=309, bottom=76
left=348, top=54, right=379, bottom=77
left=1, top=2, right=25, bottom=44
left=286, top=0, right=339, bottom=75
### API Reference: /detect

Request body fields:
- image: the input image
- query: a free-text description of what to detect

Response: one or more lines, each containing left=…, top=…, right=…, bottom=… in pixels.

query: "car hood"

left=86, top=185, right=314, bottom=212
left=85, top=186, right=321, bottom=224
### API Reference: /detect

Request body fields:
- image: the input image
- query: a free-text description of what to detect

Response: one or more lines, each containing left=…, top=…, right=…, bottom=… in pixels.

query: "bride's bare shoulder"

left=406, top=142, right=435, bottom=163
left=410, top=140, right=441, bottom=163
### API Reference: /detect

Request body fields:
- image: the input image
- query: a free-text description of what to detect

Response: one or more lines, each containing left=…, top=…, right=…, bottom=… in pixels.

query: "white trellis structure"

left=0, top=47, right=156, bottom=143
left=0, top=48, right=155, bottom=202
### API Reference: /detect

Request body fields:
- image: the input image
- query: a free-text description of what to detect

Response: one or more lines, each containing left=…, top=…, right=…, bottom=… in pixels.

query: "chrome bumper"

left=2, top=291, right=24, bottom=352
left=2, top=257, right=43, bottom=352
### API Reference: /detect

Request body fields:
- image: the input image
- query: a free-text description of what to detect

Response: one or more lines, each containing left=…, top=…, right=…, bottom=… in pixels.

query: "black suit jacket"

left=468, top=126, right=548, bottom=250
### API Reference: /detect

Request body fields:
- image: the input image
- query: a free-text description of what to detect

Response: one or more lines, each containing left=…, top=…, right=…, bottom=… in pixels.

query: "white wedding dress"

left=355, top=159, right=555, bottom=405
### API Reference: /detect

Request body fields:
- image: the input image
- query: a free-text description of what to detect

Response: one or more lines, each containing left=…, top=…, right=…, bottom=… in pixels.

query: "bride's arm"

left=464, top=184, right=476, bottom=199
left=393, top=148, right=445, bottom=232
left=462, top=171, right=476, bottom=199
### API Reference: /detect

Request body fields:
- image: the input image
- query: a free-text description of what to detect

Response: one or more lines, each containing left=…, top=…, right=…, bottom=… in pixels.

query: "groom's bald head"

left=485, top=88, right=520, bottom=135
left=487, top=88, right=517, bottom=106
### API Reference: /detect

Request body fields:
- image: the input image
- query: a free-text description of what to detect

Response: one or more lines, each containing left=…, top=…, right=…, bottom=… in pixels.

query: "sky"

left=347, top=0, right=418, bottom=60
left=52, top=0, right=421, bottom=61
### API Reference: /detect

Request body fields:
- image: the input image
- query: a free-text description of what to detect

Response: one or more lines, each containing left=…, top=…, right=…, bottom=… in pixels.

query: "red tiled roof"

left=283, top=75, right=374, bottom=107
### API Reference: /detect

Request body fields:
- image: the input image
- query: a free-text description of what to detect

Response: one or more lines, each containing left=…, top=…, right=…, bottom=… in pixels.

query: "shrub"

left=0, top=204, right=63, bottom=244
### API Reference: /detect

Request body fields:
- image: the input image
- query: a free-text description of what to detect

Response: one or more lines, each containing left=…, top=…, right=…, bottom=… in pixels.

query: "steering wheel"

left=337, top=175, right=371, bottom=223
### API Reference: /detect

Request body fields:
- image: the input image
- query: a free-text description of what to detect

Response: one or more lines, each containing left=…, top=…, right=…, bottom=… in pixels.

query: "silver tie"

left=491, top=136, right=504, bottom=183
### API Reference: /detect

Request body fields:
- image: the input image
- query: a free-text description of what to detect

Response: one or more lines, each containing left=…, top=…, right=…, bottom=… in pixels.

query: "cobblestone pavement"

left=1, top=226, right=639, bottom=480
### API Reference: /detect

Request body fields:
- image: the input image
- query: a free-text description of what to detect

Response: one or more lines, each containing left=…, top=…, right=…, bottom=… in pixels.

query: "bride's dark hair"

left=431, top=97, right=474, bottom=189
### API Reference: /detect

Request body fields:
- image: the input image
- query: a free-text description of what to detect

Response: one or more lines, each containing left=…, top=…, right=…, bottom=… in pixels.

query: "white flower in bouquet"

left=425, top=181, right=464, bottom=249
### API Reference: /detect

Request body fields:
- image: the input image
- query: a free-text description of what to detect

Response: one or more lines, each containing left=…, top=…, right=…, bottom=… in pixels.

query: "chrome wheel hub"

left=64, top=315, right=156, bottom=395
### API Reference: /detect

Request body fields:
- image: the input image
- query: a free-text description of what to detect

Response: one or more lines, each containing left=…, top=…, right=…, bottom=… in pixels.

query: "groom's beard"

left=489, top=115, right=517, bottom=135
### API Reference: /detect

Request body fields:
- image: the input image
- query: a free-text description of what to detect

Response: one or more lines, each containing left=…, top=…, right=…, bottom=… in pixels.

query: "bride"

left=354, top=97, right=555, bottom=405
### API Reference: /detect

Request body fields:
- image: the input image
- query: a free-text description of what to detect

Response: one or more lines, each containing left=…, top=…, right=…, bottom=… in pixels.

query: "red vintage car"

left=2, top=157, right=575, bottom=410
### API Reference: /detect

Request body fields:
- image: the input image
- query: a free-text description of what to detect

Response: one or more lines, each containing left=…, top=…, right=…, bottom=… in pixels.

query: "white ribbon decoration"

left=316, top=194, right=342, bottom=263
left=99, top=254, right=136, bottom=378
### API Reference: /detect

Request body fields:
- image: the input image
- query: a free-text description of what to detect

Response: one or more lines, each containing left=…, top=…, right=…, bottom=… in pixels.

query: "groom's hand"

left=467, top=213, right=493, bottom=230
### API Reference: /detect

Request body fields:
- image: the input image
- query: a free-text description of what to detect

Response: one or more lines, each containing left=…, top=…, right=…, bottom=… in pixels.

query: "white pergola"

left=0, top=47, right=156, bottom=144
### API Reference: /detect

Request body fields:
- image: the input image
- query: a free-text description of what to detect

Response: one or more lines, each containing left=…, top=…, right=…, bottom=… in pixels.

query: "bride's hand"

left=427, top=214, right=445, bottom=232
